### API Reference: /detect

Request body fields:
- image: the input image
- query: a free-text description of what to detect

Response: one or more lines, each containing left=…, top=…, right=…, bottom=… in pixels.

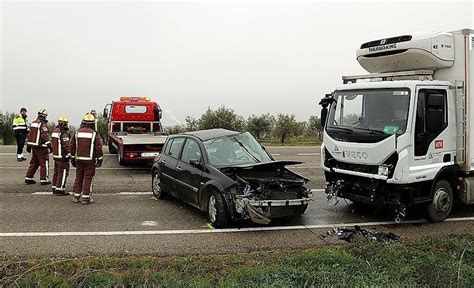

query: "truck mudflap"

left=234, top=196, right=314, bottom=224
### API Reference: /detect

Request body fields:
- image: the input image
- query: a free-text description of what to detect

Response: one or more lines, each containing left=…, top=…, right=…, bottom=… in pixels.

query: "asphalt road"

left=0, top=145, right=473, bottom=258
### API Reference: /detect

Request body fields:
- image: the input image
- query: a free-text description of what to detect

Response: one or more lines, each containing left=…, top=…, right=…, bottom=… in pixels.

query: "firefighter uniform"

left=51, top=116, right=71, bottom=195
left=71, top=114, right=103, bottom=204
left=25, top=109, right=51, bottom=185
left=12, top=108, right=29, bottom=161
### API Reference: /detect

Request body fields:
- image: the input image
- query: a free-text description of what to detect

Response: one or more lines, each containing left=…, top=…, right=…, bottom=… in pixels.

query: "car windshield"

left=328, top=89, right=410, bottom=135
left=203, top=132, right=272, bottom=166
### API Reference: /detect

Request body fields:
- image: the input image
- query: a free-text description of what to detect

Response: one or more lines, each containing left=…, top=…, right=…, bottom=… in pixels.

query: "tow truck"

left=103, top=96, right=168, bottom=165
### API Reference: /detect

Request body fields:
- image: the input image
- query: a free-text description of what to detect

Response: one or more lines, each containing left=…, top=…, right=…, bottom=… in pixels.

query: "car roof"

left=182, top=129, right=240, bottom=141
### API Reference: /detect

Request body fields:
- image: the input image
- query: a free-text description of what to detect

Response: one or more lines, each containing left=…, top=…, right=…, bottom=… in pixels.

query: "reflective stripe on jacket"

left=71, top=127, right=103, bottom=162
left=12, top=116, right=29, bottom=131
left=51, top=127, right=71, bottom=160
left=26, top=120, right=50, bottom=147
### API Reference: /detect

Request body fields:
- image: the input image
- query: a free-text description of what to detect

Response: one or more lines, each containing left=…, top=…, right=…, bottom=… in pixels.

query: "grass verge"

left=1, top=234, right=473, bottom=286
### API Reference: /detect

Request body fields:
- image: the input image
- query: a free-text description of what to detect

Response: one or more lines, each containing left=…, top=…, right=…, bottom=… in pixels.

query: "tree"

left=273, top=114, right=300, bottom=144
left=0, top=112, right=16, bottom=145
left=246, top=113, right=275, bottom=139
left=166, top=125, right=186, bottom=135
left=306, top=115, right=323, bottom=139
left=198, top=106, right=245, bottom=131
left=185, top=116, right=199, bottom=132
left=96, top=113, right=109, bottom=143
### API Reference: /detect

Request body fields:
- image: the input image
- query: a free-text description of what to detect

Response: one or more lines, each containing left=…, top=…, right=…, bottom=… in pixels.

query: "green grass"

left=1, top=234, right=473, bottom=286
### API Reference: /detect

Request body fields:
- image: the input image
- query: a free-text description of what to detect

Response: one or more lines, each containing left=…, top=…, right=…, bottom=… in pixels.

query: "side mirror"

left=319, top=93, right=335, bottom=127
left=321, top=108, right=328, bottom=127
left=189, top=159, right=202, bottom=169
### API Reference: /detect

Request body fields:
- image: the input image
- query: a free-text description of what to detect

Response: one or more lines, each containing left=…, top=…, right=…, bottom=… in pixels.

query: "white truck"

left=319, top=29, right=474, bottom=222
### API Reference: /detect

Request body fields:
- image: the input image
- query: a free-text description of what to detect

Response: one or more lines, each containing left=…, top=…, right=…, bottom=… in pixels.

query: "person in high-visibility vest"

left=25, top=108, right=51, bottom=185
left=71, top=113, right=103, bottom=204
left=12, top=108, right=29, bottom=161
left=51, top=115, right=72, bottom=196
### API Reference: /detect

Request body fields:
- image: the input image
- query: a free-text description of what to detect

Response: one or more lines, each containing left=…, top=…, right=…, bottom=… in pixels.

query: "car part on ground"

left=320, top=225, right=400, bottom=243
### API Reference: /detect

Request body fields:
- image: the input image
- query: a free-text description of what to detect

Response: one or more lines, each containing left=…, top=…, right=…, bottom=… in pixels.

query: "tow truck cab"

left=104, top=96, right=168, bottom=165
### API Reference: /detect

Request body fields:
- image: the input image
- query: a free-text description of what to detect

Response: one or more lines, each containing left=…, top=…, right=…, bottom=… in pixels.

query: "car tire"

left=208, top=190, right=230, bottom=228
left=108, top=141, right=117, bottom=154
left=425, top=180, right=453, bottom=222
left=152, top=170, right=166, bottom=199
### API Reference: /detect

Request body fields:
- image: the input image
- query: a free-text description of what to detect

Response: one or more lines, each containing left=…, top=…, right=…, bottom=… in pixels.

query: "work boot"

left=81, top=198, right=94, bottom=205
left=52, top=186, right=56, bottom=193
left=54, top=189, right=69, bottom=196
left=40, top=180, right=51, bottom=185
left=73, top=196, right=81, bottom=203
left=25, top=178, right=36, bottom=185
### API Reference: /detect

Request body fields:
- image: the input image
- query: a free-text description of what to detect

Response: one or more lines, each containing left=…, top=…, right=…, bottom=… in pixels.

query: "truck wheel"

left=152, top=170, right=166, bottom=199
left=108, top=141, right=117, bottom=154
left=208, top=190, right=230, bottom=228
left=425, top=180, right=453, bottom=222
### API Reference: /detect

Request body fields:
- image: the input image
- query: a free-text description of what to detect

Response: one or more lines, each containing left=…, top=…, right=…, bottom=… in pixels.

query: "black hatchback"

left=151, top=129, right=313, bottom=228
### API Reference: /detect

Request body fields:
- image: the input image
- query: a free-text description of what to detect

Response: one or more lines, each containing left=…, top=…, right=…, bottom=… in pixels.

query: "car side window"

left=164, top=139, right=173, bottom=155
left=181, top=139, right=202, bottom=164
left=168, top=138, right=185, bottom=159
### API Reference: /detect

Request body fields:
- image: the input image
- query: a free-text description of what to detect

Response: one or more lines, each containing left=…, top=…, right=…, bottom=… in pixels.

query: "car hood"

left=217, top=160, right=308, bottom=183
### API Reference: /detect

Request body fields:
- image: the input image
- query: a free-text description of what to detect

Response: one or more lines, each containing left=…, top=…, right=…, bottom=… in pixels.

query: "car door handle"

left=176, top=166, right=183, bottom=172
left=161, top=160, right=167, bottom=164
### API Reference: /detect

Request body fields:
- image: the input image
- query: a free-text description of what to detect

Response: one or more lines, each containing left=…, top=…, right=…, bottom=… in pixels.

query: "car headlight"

left=378, top=164, right=390, bottom=176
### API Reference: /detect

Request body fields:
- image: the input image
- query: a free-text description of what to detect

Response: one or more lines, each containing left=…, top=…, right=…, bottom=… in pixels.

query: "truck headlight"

left=378, top=165, right=390, bottom=176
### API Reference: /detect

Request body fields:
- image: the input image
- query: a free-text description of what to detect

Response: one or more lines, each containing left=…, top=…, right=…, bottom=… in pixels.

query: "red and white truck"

left=103, top=96, right=168, bottom=165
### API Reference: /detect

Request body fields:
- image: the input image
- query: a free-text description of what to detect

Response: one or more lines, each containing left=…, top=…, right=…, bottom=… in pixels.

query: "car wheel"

left=152, top=170, right=166, bottom=199
left=425, top=180, right=453, bottom=222
left=208, top=190, right=230, bottom=228
left=108, top=141, right=117, bottom=154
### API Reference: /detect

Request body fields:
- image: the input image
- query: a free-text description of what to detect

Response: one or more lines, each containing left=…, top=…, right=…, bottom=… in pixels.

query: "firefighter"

left=51, top=115, right=71, bottom=196
left=25, top=108, right=51, bottom=185
left=71, top=113, right=103, bottom=204
left=12, top=108, right=29, bottom=161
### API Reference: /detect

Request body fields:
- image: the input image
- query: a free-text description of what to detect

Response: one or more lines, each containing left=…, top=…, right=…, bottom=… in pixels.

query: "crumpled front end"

left=221, top=164, right=313, bottom=224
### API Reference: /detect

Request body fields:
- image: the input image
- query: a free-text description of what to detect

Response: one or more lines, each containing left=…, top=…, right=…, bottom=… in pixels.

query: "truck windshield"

left=327, top=89, right=410, bottom=142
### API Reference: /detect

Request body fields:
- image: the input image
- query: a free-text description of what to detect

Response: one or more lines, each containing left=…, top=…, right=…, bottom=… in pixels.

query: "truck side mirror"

left=319, top=93, right=335, bottom=127
left=103, top=104, right=111, bottom=119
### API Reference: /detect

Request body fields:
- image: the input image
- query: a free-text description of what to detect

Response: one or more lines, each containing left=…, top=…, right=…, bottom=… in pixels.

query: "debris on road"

left=320, top=225, right=400, bottom=243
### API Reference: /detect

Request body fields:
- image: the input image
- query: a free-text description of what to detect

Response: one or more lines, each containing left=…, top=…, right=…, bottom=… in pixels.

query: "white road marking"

left=270, top=153, right=281, bottom=156
left=1, top=217, right=473, bottom=237
left=118, top=192, right=153, bottom=195
left=288, top=166, right=320, bottom=169
left=310, top=189, right=325, bottom=192
left=141, top=221, right=158, bottom=226
left=31, top=190, right=323, bottom=195
left=297, top=153, right=320, bottom=156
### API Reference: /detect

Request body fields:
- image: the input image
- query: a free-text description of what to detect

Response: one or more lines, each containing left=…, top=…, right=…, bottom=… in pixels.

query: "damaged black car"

left=151, top=129, right=313, bottom=228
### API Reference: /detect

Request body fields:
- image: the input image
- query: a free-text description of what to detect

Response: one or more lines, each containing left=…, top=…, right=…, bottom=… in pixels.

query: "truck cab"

left=320, top=29, right=474, bottom=222
left=104, top=96, right=168, bottom=165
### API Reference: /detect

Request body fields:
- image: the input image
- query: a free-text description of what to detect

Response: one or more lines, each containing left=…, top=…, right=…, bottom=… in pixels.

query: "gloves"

left=47, top=147, right=52, bottom=154
left=71, top=158, right=76, bottom=168
left=95, top=158, right=103, bottom=168
left=26, top=146, right=31, bottom=153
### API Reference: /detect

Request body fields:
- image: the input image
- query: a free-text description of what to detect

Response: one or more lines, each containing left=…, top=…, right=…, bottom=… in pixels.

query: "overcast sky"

left=1, top=1, right=473, bottom=126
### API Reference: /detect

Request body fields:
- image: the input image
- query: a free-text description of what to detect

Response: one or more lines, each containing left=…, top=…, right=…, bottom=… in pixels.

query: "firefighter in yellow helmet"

left=71, top=113, right=103, bottom=204
left=25, top=108, right=51, bottom=185
left=51, top=115, right=72, bottom=196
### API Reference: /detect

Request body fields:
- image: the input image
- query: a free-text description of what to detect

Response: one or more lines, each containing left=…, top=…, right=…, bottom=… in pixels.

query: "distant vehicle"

left=151, top=129, right=313, bottom=228
left=103, top=96, right=168, bottom=165
left=320, top=29, right=474, bottom=222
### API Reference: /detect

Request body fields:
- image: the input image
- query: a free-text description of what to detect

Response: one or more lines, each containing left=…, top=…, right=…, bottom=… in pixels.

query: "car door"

left=159, top=137, right=185, bottom=197
left=175, top=138, right=204, bottom=205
